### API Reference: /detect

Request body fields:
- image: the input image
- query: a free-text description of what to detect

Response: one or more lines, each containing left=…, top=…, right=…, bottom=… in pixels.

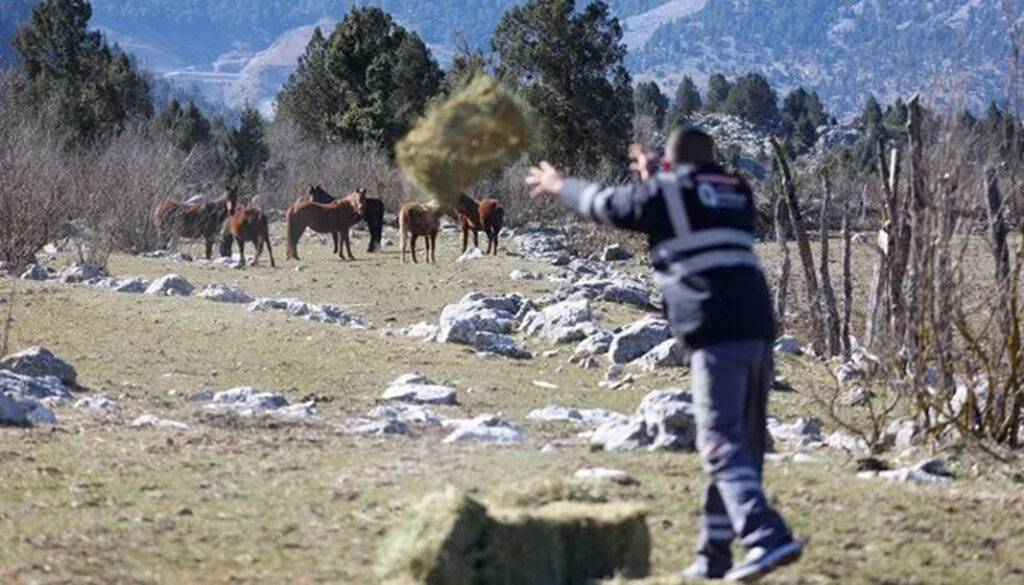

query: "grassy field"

left=1, top=225, right=1023, bottom=584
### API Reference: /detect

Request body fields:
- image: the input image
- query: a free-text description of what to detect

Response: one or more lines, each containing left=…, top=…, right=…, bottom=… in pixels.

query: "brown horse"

left=399, top=201, right=444, bottom=264
left=304, top=184, right=385, bottom=254
left=453, top=193, right=505, bottom=255
left=286, top=189, right=365, bottom=261
left=152, top=187, right=238, bottom=259
left=220, top=206, right=275, bottom=267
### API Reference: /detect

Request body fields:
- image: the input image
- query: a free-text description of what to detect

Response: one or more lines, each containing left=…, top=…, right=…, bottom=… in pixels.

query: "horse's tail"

left=285, top=205, right=298, bottom=260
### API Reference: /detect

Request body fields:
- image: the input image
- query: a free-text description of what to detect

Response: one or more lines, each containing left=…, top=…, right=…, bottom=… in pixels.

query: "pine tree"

left=633, top=80, right=668, bottom=130
left=665, top=75, right=702, bottom=128
left=782, top=87, right=827, bottom=152
left=12, top=0, right=151, bottom=145
left=705, top=73, right=732, bottom=112
left=722, top=72, right=778, bottom=127
left=224, top=102, right=269, bottom=182
left=276, top=8, right=442, bottom=153
left=858, top=94, right=884, bottom=136
left=493, top=0, right=633, bottom=171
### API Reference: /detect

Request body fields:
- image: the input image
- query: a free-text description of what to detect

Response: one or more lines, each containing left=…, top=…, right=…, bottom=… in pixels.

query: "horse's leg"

left=431, top=231, right=438, bottom=263
left=401, top=230, right=407, bottom=263
left=332, top=231, right=340, bottom=255
left=251, top=236, right=261, bottom=267
left=410, top=234, right=418, bottom=264
left=473, top=228, right=479, bottom=250
left=238, top=238, right=246, bottom=267
left=205, top=236, right=214, bottom=260
left=345, top=228, right=355, bottom=260
left=265, top=233, right=276, bottom=268
left=461, top=227, right=468, bottom=253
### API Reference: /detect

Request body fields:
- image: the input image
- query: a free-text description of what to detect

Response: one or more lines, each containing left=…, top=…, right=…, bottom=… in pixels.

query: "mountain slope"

left=12, top=0, right=1015, bottom=118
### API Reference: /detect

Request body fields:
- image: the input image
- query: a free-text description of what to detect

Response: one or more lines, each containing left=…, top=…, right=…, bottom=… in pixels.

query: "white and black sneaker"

left=723, top=540, right=802, bottom=582
left=680, top=558, right=729, bottom=581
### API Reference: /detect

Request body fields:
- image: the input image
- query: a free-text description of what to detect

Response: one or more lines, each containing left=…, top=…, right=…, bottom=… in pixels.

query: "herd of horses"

left=150, top=186, right=504, bottom=267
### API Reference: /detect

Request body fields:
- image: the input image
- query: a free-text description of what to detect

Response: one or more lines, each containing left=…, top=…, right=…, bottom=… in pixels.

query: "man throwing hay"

left=526, top=127, right=802, bottom=582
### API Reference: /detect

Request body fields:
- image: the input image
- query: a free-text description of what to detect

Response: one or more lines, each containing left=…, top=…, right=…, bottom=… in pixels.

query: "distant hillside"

left=5, top=1, right=1015, bottom=118
left=631, top=0, right=1016, bottom=116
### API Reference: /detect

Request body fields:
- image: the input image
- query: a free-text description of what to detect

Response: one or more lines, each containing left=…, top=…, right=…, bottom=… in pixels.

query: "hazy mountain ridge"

left=4, top=0, right=1017, bottom=118
left=633, top=0, right=1016, bottom=115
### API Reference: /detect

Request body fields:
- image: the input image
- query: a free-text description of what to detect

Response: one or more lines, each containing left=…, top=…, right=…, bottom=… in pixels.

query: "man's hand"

left=526, top=161, right=565, bottom=198
left=628, top=143, right=657, bottom=180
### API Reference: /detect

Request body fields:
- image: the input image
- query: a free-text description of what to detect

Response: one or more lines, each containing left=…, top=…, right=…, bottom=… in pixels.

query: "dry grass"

left=1, top=226, right=1023, bottom=584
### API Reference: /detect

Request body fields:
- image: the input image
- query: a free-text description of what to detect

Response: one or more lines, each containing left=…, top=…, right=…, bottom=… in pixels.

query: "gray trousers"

left=690, top=340, right=791, bottom=572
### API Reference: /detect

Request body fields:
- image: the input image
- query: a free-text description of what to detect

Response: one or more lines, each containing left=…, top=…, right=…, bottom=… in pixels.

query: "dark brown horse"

left=399, top=201, right=444, bottom=264
left=453, top=193, right=505, bottom=255
left=286, top=189, right=365, bottom=261
left=305, top=185, right=385, bottom=254
left=220, top=206, right=275, bottom=267
left=152, top=187, right=238, bottom=259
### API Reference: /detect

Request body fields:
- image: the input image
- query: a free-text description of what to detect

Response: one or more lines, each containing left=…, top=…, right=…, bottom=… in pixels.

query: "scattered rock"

left=774, top=335, right=803, bottom=355
left=884, top=418, right=921, bottom=451
left=768, top=417, right=824, bottom=447
left=519, top=299, right=599, bottom=344
left=532, top=380, right=558, bottom=390
left=95, top=276, right=149, bottom=293
left=370, top=404, right=443, bottom=426
left=19, top=264, right=50, bottom=281
left=591, top=389, right=696, bottom=452
left=1, top=346, right=77, bottom=385
left=571, top=331, right=614, bottom=363
left=526, top=405, right=628, bottom=428
left=574, top=467, right=638, bottom=485
left=401, top=322, right=439, bottom=341
left=197, top=284, right=254, bottom=304
left=145, top=274, right=194, bottom=297
left=437, top=292, right=526, bottom=345
left=608, top=318, right=671, bottom=364
left=381, top=374, right=458, bottom=406
left=600, top=245, right=633, bottom=262
left=0, top=370, right=71, bottom=403
left=0, top=390, right=57, bottom=425
left=634, top=338, right=688, bottom=372
left=73, top=394, right=122, bottom=412
left=859, top=457, right=953, bottom=484
left=472, top=332, right=533, bottom=360
left=825, top=430, right=868, bottom=451
left=558, top=276, right=650, bottom=308
left=510, top=224, right=568, bottom=260
left=130, top=414, right=189, bottom=430
left=187, top=390, right=214, bottom=402
left=0, top=372, right=61, bottom=425
left=247, top=297, right=368, bottom=329
left=348, top=418, right=409, bottom=436
left=604, top=364, right=624, bottom=382
left=57, top=263, right=105, bottom=284
left=205, top=387, right=315, bottom=418
left=456, top=248, right=485, bottom=262
left=509, top=269, right=543, bottom=281
left=443, top=414, right=524, bottom=444
left=143, top=250, right=193, bottom=263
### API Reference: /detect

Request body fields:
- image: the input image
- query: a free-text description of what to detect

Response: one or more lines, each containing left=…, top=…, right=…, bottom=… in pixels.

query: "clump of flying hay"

left=377, top=485, right=650, bottom=585
left=395, top=75, right=532, bottom=207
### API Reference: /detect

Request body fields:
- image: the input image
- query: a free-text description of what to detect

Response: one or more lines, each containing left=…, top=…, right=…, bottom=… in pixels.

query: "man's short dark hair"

left=667, top=126, right=716, bottom=165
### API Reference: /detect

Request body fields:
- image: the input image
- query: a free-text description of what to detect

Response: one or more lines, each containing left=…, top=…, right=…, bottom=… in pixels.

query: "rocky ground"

left=2, top=222, right=1023, bottom=584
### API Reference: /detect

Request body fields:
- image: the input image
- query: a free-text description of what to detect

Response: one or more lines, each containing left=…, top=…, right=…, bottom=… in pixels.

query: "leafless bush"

left=260, top=121, right=408, bottom=213
left=0, top=77, right=68, bottom=268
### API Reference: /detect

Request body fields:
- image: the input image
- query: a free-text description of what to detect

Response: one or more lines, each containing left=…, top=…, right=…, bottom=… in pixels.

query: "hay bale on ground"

left=377, top=486, right=650, bottom=585
left=396, top=75, right=532, bottom=208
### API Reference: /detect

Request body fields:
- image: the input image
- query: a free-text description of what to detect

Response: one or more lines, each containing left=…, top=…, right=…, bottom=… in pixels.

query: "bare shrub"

left=0, top=77, right=68, bottom=268
left=260, top=121, right=408, bottom=214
